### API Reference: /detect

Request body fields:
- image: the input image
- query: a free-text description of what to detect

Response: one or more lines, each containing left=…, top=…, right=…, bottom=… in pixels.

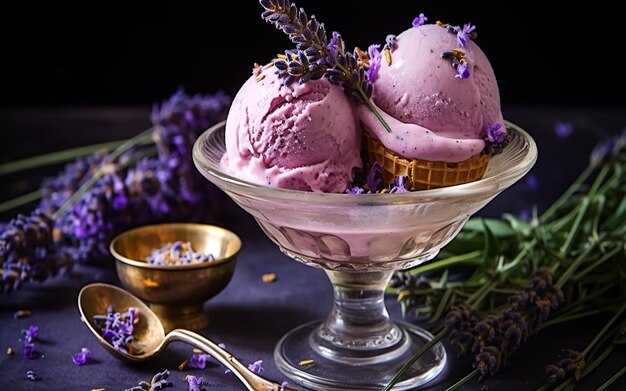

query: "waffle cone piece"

left=366, top=137, right=490, bottom=190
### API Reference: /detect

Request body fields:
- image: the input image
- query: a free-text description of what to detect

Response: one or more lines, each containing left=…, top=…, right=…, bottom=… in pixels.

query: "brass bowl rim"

left=109, top=222, right=242, bottom=271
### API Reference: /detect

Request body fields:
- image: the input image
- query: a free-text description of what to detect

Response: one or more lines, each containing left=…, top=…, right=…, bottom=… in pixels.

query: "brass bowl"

left=110, top=223, right=241, bottom=331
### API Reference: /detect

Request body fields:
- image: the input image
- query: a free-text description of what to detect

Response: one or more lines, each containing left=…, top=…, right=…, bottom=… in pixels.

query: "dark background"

left=2, top=1, right=624, bottom=107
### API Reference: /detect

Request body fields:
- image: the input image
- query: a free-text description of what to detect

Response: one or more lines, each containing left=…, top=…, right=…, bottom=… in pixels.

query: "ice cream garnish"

left=366, top=44, right=382, bottom=82
left=259, top=0, right=393, bottom=133
left=345, top=162, right=409, bottom=194
left=412, top=13, right=428, bottom=27
left=484, top=123, right=511, bottom=155
left=436, top=20, right=478, bottom=48
left=441, top=49, right=471, bottom=79
left=382, top=34, right=396, bottom=66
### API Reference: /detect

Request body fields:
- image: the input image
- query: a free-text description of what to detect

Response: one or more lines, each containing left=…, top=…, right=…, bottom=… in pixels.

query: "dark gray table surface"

left=0, top=106, right=624, bottom=390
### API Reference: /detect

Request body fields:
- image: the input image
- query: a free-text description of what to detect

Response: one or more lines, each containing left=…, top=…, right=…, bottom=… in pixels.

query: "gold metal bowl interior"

left=109, top=223, right=241, bottom=330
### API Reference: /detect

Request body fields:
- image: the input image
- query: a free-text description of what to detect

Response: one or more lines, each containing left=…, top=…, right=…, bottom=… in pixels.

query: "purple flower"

left=519, top=208, right=532, bottom=222
left=366, top=162, right=383, bottom=192
left=345, top=186, right=365, bottom=195
left=185, top=374, right=206, bottom=391
left=554, top=122, right=573, bottom=138
left=326, top=32, right=341, bottom=67
left=280, top=381, right=289, bottom=391
left=390, top=176, right=409, bottom=193
left=486, top=123, right=507, bottom=144
left=248, top=360, right=263, bottom=374
left=455, top=60, right=470, bottom=79
left=188, top=353, right=212, bottom=369
left=23, top=343, right=38, bottom=359
left=484, top=123, right=510, bottom=155
left=23, top=325, right=39, bottom=343
left=93, top=306, right=138, bottom=354
left=525, top=174, right=539, bottom=190
left=412, top=13, right=427, bottom=27
left=72, top=347, right=91, bottom=365
left=457, top=24, right=476, bottom=48
left=366, top=44, right=381, bottom=83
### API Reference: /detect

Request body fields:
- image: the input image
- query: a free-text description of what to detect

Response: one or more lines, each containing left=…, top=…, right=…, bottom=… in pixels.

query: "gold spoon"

left=78, top=283, right=297, bottom=391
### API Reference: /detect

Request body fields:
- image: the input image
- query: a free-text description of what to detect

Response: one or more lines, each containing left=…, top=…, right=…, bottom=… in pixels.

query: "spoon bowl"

left=78, top=282, right=164, bottom=362
left=78, top=283, right=297, bottom=390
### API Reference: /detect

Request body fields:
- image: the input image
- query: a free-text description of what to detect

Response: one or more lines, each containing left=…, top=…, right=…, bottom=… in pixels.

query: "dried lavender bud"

left=21, top=325, right=40, bottom=359
left=0, top=210, right=71, bottom=293
left=345, top=162, right=410, bottom=194
left=260, top=0, right=373, bottom=105
left=484, top=123, right=511, bottom=155
left=13, top=309, right=31, bottom=319
left=93, top=306, right=140, bottom=355
left=544, top=349, right=585, bottom=383
left=472, top=268, right=563, bottom=378
left=248, top=360, right=264, bottom=374
left=72, top=347, right=91, bottom=366
left=188, top=352, right=212, bottom=369
left=185, top=375, right=206, bottom=391
left=39, top=152, right=109, bottom=214
left=146, top=241, right=214, bottom=265
left=125, top=370, right=172, bottom=391
left=446, top=304, right=478, bottom=355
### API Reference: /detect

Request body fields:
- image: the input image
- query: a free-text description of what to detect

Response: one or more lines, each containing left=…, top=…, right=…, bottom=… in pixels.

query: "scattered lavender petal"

left=185, top=374, right=205, bottom=391
left=248, top=360, right=263, bottom=374
left=23, top=343, right=38, bottom=359
left=72, top=347, right=91, bottom=365
left=188, top=353, right=212, bottom=369
left=457, top=24, right=476, bottom=48
left=145, top=241, right=214, bottom=266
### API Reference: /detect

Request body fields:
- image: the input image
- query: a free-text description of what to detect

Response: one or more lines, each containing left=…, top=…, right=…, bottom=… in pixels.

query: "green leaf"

left=503, top=213, right=532, bottom=237
left=463, top=218, right=515, bottom=238
left=467, top=219, right=501, bottom=283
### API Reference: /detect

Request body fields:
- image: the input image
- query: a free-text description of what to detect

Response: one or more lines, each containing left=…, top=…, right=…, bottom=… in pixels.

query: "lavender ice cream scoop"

left=221, top=66, right=361, bottom=193
left=359, top=23, right=505, bottom=163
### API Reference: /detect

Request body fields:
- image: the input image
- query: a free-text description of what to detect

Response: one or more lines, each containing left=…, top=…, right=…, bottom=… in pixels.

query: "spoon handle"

left=166, top=329, right=285, bottom=391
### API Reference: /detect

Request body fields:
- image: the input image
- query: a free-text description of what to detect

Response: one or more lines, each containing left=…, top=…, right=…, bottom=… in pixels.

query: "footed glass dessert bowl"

left=193, top=121, right=537, bottom=390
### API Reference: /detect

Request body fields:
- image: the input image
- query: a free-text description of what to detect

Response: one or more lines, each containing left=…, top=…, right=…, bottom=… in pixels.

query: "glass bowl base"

left=274, top=320, right=446, bottom=390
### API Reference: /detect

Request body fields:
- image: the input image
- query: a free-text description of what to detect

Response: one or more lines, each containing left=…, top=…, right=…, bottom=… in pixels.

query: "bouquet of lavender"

left=0, top=89, right=231, bottom=293
left=386, top=130, right=626, bottom=390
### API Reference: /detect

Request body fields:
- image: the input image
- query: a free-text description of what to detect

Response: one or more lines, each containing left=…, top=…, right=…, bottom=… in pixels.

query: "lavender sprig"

left=471, top=268, right=564, bottom=378
left=485, top=123, right=511, bottom=155
left=259, top=0, right=393, bottom=133
left=386, top=133, right=626, bottom=390
left=1, top=89, right=230, bottom=292
left=0, top=210, right=71, bottom=293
